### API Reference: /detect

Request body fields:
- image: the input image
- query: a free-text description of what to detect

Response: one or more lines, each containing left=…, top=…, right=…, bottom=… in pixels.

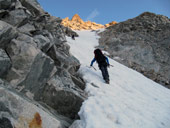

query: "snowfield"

left=67, top=30, right=170, bottom=128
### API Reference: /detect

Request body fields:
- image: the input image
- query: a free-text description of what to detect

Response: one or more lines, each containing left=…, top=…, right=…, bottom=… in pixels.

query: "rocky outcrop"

left=62, top=14, right=116, bottom=30
left=0, top=0, right=86, bottom=127
left=0, top=21, right=18, bottom=48
left=99, top=12, right=170, bottom=88
left=0, top=79, right=66, bottom=128
left=105, top=21, right=117, bottom=27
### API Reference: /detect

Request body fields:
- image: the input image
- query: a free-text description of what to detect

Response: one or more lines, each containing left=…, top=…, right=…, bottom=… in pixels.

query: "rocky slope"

left=99, top=12, right=170, bottom=88
left=61, top=14, right=117, bottom=30
left=0, top=80, right=67, bottom=128
left=0, top=0, right=86, bottom=127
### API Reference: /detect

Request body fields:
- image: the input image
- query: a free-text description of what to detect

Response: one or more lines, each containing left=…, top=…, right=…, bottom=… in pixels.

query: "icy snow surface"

left=67, top=30, right=170, bottom=128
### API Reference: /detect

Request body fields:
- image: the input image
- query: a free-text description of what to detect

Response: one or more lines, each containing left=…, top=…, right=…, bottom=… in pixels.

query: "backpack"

left=94, top=49, right=107, bottom=67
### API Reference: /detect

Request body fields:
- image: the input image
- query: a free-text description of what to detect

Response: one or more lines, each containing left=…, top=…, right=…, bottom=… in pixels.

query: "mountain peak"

left=72, top=14, right=81, bottom=20
left=61, top=14, right=117, bottom=30
left=71, top=14, right=84, bottom=23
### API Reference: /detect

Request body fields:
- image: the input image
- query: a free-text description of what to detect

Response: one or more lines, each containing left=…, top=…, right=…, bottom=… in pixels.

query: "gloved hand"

left=90, top=64, right=92, bottom=67
left=107, top=63, right=110, bottom=68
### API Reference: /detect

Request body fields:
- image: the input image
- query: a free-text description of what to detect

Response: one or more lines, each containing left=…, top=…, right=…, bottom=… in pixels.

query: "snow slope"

left=67, top=30, right=170, bottom=128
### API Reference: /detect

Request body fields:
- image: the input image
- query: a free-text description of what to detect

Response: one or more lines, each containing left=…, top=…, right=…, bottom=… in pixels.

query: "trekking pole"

left=92, top=66, right=97, bottom=71
left=86, top=66, right=97, bottom=71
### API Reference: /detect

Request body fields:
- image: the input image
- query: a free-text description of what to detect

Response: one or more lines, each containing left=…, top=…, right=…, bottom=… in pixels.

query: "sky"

left=37, top=0, right=170, bottom=24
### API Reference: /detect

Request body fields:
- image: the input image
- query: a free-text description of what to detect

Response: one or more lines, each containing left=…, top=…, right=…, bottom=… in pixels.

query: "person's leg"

left=100, top=66, right=106, bottom=80
left=104, top=67, right=109, bottom=81
left=100, top=66, right=109, bottom=81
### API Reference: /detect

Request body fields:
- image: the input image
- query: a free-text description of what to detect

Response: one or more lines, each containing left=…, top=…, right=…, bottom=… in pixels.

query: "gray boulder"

left=3, top=9, right=28, bottom=26
left=35, top=69, right=85, bottom=119
left=19, top=52, right=56, bottom=93
left=47, top=44, right=80, bottom=74
left=0, top=79, right=66, bottom=128
left=33, top=34, right=52, bottom=52
left=5, top=38, right=39, bottom=86
left=20, top=0, right=44, bottom=16
left=18, top=23, right=36, bottom=34
left=0, top=21, right=17, bottom=49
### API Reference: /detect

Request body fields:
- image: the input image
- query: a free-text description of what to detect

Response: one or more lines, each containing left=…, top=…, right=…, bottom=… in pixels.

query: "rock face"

left=105, top=21, right=117, bottom=27
left=61, top=14, right=117, bottom=30
left=99, top=12, right=170, bottom=88
left=0, top=49, right=11, bottom=77
left=0, top=79, right=65, bottom=128
left=0, top=0, right=86, bottom=127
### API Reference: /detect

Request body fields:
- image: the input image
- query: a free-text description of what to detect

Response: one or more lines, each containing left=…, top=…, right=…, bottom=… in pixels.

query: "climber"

left=72, top=34, right=75, bottom=40
left=90, top=49, right=110, bottom=84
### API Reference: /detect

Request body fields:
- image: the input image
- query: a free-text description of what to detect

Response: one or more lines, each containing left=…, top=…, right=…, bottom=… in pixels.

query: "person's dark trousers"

left=100, top=66, right=109, bottom=81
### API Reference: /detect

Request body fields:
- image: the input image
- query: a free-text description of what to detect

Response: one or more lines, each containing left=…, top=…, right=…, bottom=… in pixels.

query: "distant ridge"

left=61, top=14, right=117, bottom=30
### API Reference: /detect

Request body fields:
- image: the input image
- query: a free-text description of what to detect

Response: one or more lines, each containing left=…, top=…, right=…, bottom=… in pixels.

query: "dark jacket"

left=90, top=56, right=109, bottom=68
